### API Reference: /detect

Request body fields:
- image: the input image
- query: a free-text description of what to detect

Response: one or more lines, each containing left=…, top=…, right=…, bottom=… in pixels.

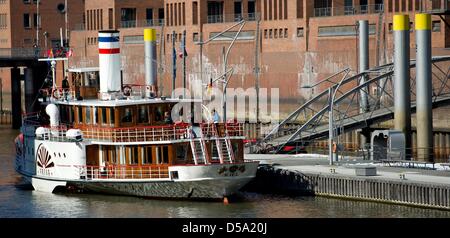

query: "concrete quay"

left=244, top=154, right=450, bottom=210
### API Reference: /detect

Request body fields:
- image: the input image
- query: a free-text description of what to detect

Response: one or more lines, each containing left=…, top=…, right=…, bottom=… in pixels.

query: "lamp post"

left=301, top=68, right=350, bottom=165
left=194, top=20, right=246, bottom=121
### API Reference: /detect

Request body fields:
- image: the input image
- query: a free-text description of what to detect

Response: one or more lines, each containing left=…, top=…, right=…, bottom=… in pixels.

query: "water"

left=1, top=126, right=450, bottom=218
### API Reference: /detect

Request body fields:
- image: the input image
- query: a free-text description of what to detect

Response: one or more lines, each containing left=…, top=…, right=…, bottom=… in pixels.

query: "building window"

left=297, top=27, right=304, bottom=37
left=432, top=21, right=441, bottom=32
left=0, top=14, right=7, bottom=29
left=23, top=38, right=32, bottom=45
left=124, top=35, right=144, bottom=44
left=284, top=28, right=288, bottom=38
left=269, top=29, right=272, bottom=38
left=234, top=0, right=242, bottom=21
left=248, top=0, right=256, bottom=20
left=193, top=32, right=199, bottom=42
left=192, top=1, right=198, bottom=25
left=108, top=8, right=113, bottom=29
left=23, top=0, right=31, bottom=4
left=264, top=29, right=268, bottom=39
left=207, top=1, right=224, bottom=23
left=297, top=0, right=303, bottom=18
left=23, top=14, right=31, bottom=28
left=318, top=25, right=376, bottom=37
left=33, top=13, right=40, bottom=28
left=121, top=8, right=136, bottom=28
left=146, top=8, right=153, bottom=23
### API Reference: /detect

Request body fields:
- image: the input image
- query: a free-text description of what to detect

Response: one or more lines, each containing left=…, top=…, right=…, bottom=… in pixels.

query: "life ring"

left=107, top=164, right=114, bottom=178
left=123, top=86, right=132, bottom=96
left=52, top=88, right=63, bottom=99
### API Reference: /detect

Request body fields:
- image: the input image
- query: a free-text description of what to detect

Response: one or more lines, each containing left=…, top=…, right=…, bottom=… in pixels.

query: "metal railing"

left=79, top=165, right=169, bottom=180
left=314, top=4, right=384, bottom=17
left=83, top=123, right=244, bottom=143
left=120, top=19, right=164, bottom=29
left=207, top=12, right=259, bottom=24
left=425, top=0, right=450, bottom=12
left=82, top=124, right=190, bottom=143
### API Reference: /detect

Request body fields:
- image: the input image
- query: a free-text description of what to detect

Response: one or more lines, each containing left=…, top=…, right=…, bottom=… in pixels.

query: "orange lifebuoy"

left=52, top=88, right=63, bottom=99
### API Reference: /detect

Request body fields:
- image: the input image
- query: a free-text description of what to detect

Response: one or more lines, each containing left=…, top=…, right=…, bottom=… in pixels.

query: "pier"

left=245, top=154, right=450, bottom=210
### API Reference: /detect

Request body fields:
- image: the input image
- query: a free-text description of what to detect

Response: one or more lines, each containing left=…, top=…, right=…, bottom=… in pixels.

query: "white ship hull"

left=16, top=153, right=259, bottom=199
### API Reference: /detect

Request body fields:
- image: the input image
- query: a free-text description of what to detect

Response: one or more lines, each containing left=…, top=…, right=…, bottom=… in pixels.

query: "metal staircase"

left=211, top=124, right=234, bottom=163
left=189, top=126, right=209, bottom=165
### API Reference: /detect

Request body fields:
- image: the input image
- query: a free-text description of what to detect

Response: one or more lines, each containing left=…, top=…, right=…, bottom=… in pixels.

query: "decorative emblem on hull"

left=36, top=144, right=54, bottom=169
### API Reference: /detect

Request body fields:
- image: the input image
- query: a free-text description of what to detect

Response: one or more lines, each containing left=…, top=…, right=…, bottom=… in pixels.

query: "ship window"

left=93, top=107, right=99, bottom=124
left=77, top=107, right=83, bottom=124
left=138, top=106, right=149, bottom=124
left=155, top=106, right=164, bottom=122
left=109, top=108, right=115, bottom=126
left=101, top=107, right=107, bottom=125
left=232, top=141, right=240, bottom=161
left=69, top=107, right=74, bottom=124
left=85, top=107, right=91, bottom=124
left=142, top=146, right=153, bottom=164
left=176, top=144, right=188, bottom=161
left=156, top=146, right=169, bottom=164
left=121, top=107, right=133, bottom=123
left=126, top=146, right=139, bottom=165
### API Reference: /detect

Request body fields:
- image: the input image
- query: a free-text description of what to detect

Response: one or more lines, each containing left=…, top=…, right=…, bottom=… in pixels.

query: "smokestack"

left=415, top=13, right=433, bottom=162
left=393, top=14, right=412, bottom=159
left=98, top=30, right=121, bottom=95
left=144, top=29, right=157, bottom=98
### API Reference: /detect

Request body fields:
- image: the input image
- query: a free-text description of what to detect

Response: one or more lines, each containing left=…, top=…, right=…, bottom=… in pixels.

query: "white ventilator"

left=99, top=31, right=121, bottom=93
left=45, top=104, right=60, bottom=127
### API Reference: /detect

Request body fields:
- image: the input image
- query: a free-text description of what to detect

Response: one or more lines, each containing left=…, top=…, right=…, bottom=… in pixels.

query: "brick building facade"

left=0, top=0, right=84, bottom=110
left=58, top=1, right=450, bottom=117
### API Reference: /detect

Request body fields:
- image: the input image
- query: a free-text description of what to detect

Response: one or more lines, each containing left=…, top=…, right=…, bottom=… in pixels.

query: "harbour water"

left=1, top=126, right=450, bottom=218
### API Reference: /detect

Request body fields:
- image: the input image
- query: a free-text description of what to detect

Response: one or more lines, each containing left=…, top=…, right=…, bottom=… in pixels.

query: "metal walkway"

left=263, top=56, right=450, bottom=152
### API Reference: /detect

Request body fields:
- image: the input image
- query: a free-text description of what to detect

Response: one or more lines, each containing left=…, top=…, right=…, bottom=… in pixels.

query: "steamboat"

left=14, top=29, right=259, bottom=200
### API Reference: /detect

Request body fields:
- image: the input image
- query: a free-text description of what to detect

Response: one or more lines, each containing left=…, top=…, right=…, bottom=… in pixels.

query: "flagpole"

left=36, top=0, right=39, bottom=47
left=172, top=31, right=176, bottom=98
left=182, top=30, right=186, bottom=99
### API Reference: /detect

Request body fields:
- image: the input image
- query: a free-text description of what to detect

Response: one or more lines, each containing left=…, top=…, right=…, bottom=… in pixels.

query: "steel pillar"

left=11, top=68, right=21, bottom=129
left=415, top=13, right=433, bottom=162
left=358, top=20, right=369, bottom=113
left=393, top=14, right=412, bottom=159
left=358, top=20, right=370, bottom=149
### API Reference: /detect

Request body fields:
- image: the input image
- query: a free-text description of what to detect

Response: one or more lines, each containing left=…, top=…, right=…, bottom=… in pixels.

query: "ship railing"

left=22, top=112, right=42, bottom=126
left=81, top=124, right=190, bottom=143
left=199, top=122, right=244, bottom=138
left=38, top=87, right=77, bottom=102
left=78, top=164, right=170, bottom=180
